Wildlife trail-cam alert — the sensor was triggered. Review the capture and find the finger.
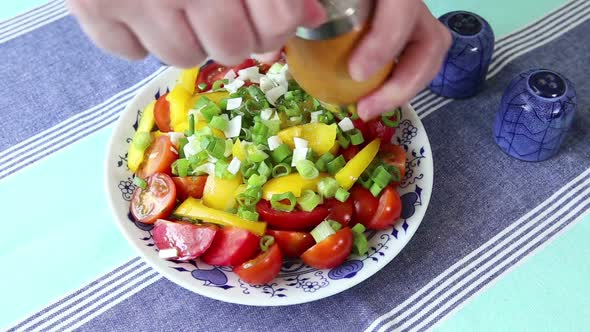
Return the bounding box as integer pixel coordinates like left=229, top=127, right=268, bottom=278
left=186, top=0, right=256, bottom=66
left=252, top=51, right=282, bottom=64
left=357, top=5, right=452, bottom=120
left=122, top=6, right=207, bottom=68
left=349, top=0, right=421, bottom=81
left=67, top=0, right=147, bottom=60
left=244, top=0, right=324, bottom=53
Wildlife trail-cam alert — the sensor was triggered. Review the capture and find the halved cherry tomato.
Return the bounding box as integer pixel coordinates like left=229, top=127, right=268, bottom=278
left=379, top=143, right=407, bottom=186
left=352, top=118, right=394, bottom=144
left=234, top=243, right=283, bottom=285
left=201, top=227, right=260, bottom=266
left=266, top=230, right=315, bottom=258
left=365, top=186, right=402, bottom=230
left=196, top=59, right=258, bottom=91
left=256, top=200, right=330, bottom=231
left=341, top=144, right=360, bottom=162
left=154, top=93, right=172, bottom=132
left=153, top=220, right=217, bottom=261
left=350, top=185, right=379, bottom=225
left=323, top=198, right=354, bottom=226
left=301, top=228, right=354, bottom=269
left=130, top=173, right=177, bottom=224
left=137, top=135, right=178, bottom=179
left=172, top=176, right=207, bottom=201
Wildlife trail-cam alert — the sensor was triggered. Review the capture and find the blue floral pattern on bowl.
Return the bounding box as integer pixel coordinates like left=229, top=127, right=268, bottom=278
left=105, top=67, right=433, bottom=305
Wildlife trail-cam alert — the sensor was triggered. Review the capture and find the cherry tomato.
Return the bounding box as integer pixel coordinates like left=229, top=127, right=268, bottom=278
left=153, top=220, right=217, bottom=261
left=301, top=228, right=354, bottom=269
left=154, top=93, right=172, bottom=132
left=350, top=185, right=379, bottom=225
left=196, top=59, right=258, bottom=91
left=130, top=173, right=177, bottom=224
left=352, top=118, right=394, bottom=144
left=379, top=143, right=407, bottom=186
left=201, top=227, right=260, bottom=266
left=137, top=135, right=178, bottom=179
left=234, top=243, right=283, bottom=285
left=365, top=186, right=402, bottom=230
left=323, top=198, right=354, bottom=227
left=172, top=176, right=207, bottom=201
left=256, top=200, right=330, bottom=231
left=266, top=230, right=315, bottom=258
left=341, top=144, right=360, bottom=161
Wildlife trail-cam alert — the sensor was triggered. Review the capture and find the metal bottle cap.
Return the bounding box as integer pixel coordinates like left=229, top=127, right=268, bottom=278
left=295, top=0, right=375, bottom=40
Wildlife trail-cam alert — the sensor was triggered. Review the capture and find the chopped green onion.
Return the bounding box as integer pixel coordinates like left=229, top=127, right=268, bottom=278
left=313, top=98, right=321, bottom=109
left=200, top=103, right=222, bottom=122
left=359, top=172, right=373, bottom=189
left=201, top=136, right=226, bottom=159
left=246, top=144, right=269, bottom=163
left=238, top=206, right=259, bottom=222
left=248, top=174, right=268, bottom=187
left=306, top=149, right=317, bottom=162
left=351, top=223, right=366, bottom=235
left=178, top=137, right=189, bottom=159
left=268, top=63, right=283, bottom=74
left=132, top=132, right=152, bottom=150
left=370, top=182, right=385, bottom=197
left=212, top=79, right=225, bottom=91
left=328, top=220, right=342, bottom=231
left=371, top=165, right=394, bottom=187
left=311, top=220, right=336, bottom=243
left=247, top=85, right=266, bottom=103
left=353, top=231, right=369, bottom=256
left=272, top=163, right=292, bottom=178
left=335, top=187, right=350, bottom=202
left=241, top=162, right=258, bottom=179
left=296, top=160, right=319, bottom=179
left=315, top=152, right=335, bottom=172
left=194, top=96, right=211, bottom=110
left=172, top=159, right=190, bottom=177
left=133, top=176, right=147, bottom=189
left=270, top=192, right=297, bottom=212
left=261, top=120, right=281, bottom=136
left=337, top=131, right=350, bottom=149
left=382, top=108, right=402, bottom=128
left=270, top=144, right=292, bottom=163
left=237, top=186, right=263, bottom=207
left=259, top=235, right=275, bottom=251
left=214, top=160, right=230, bottom=179
left=297, top=190, right=322, bottom=212
left=351, top=112, right=360, bottom=120
left=317, top=177, right=339, bottom=198
left=197, top=82, right=208, bottom=91
left=384, top=164, right=402, bottom=183
left=209, top=115, right=229, bottom=131
left=257, top=161, right=272, bottom=178
left=327, top=155, right=346, bottom=175
left=219, top=98, right=228, bottom=110
left=349, top=129, right=364, bottom=146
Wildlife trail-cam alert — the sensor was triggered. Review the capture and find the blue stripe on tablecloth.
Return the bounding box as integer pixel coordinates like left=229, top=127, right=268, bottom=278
left=0, top=1, right=68, bottom=44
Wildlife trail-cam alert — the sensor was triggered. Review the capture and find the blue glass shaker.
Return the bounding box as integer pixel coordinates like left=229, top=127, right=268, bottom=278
left=429, top=11, right=495, bottom=98
left=494, top=69, right=577, bottom=162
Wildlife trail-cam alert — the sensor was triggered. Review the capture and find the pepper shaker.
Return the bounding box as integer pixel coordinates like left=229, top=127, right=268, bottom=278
left=494, top=69, right=577, bottom=162
left=285, top=0, right=394, bottom=105
left=429, top=11, right=495, bottom=99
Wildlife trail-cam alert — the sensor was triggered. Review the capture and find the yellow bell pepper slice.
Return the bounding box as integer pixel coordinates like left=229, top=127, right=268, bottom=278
left=335, top=138, right=381, bottom=190
left=189, top=91, right=229, bottom=108
left=202, top=173, right=243, bottom=211
left=179, top=67, right=200, bottom=95
left=166, top=85, right=193, bottom=131
left=262, top=173, right=326, bottom=201
left=232, top=139, right=247, bottom=161
left=173, top=91, right=230, bottom=133
left=127, top=100, right=156, bottom=172
left=277, top=123, right=337, bottom=155
left=174, top=198, right=267, bottom=236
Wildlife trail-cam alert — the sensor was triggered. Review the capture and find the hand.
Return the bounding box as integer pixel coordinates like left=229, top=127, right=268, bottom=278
left=66, top=0, right=325, bottom=67
left=350, top=1, right=452, bottom=120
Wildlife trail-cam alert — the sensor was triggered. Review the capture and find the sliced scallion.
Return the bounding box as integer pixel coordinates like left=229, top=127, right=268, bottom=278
left=272, top=163, right=292, bottom=178
left=335, top=187, right=350, bottom=202
left=209, top=115, right=229, bottom=131
left=349, top=129, right=364, bottom=146
left=238, top=206, right=260, bottom=222
left=270, top=144, right=292, bottom=163
left=133, top=176, right=147, bottom=189
left=296, top=160, right=319, bottom=179
left=270, top=192, right=296, bottom=212
left=315, top=152, right=335, bottom=172
left=311, top=220, right=336, bottom=243
left=317, top=177, right=339, bottom=198
left=326, top=155, right=346, bottom=175
left=297, top=190, right=321, bottom=212
left=259, top=235, right=275, bottom=251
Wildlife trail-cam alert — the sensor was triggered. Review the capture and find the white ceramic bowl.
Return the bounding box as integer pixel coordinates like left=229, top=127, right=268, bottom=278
left=105, top=67, right=433, bottom=306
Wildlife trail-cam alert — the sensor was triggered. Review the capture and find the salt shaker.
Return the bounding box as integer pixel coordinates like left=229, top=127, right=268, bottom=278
left=494, top=69, right=577, bottom=162
left=285, top=0, right=394, bottom=105
left=429, top=11, right=495, bottom=99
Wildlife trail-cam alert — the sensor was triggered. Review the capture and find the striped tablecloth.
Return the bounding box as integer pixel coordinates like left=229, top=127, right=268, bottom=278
left=2, top=1, right=589, bottom=331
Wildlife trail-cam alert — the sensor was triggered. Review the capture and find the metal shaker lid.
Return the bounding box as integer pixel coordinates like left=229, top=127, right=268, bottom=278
left=295, top=0, right=375, bottom=40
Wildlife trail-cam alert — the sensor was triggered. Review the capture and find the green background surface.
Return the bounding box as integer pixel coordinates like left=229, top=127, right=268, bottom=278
left=1, top=1, right=589, bottom=331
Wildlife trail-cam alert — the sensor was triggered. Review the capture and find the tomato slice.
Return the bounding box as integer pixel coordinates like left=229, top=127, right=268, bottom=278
left=301, top=228, right=354, bottom=269
left=196, top=59, right=258, bottom=91
left=352, top=118, right=394, bottom=144
left=256, top=200, right=330, bottom=231
left=153, top=220, right=218, bottom=261
left=341, top=144, right=360, bottom=162
left=365, top=186, right=402, bottom=230
left=234, top=243, right=283, bottom=285
left=266, top=230, right=315, bottom=258
left=323, top=198, right=354, bottom=227
left=130, top=173, right=177, bottom=224
left=379, top=143, right=406, bottom=186
left=350, top=185, right=379, bottom=225
left=201, top=227, right=260, bottom=266
left=137, top=135, right=178, bottom=179
left=154, top=93, right=172, bottom=132
left=172, top=176, right=207, bottom=201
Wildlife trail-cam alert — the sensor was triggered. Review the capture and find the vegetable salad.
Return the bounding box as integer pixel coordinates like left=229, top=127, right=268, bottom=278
left=128, top=58, right=406, bottom=285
